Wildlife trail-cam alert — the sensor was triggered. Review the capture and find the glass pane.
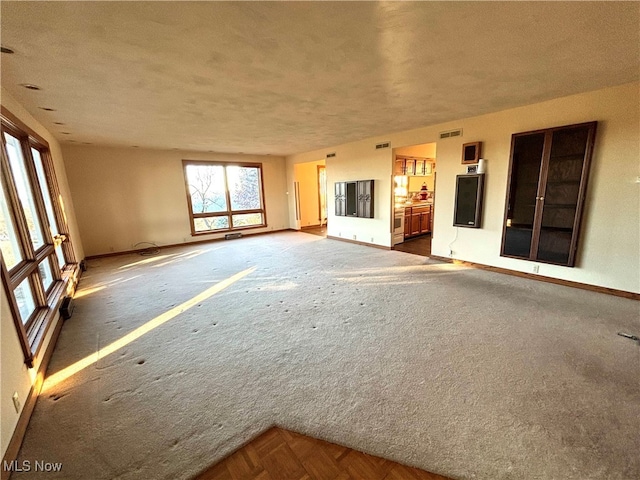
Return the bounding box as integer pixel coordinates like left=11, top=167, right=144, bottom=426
left=39, top=257, right=55, bottom=292
left=55, top=243, right=66, bottom=269
left=536, top=127, right=589, bottom=265
left=4, top=133, right=45, bottom=249
left=186, top=164, right=227, bottom=213
left=31, top=148, right=59, bottom=236
left=227, top=166, right=261, bottom=210
left=346, top=182, right=357, bottom=216
left=14, top=277, right=36, bottom=324
left=0, top=186, right=23, bottom=270
left=503, top=133, right=545, bottom=258
left=232, top=213, right=263, bottom=228
left=194, top=216, right=229, bottom=232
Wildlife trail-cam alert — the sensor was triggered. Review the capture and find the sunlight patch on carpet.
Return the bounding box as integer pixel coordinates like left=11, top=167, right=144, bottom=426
left=44, top=266, right=256, bottom=390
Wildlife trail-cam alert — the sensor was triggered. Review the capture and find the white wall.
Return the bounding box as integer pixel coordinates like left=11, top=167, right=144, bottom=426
left=1, top=89, right=84, bottom=457
left=288, top=140, right=395, bottom=246
left=293, top=160, right=325, bottom=228
left=287, top=82, right=640, bottom=293
left=62, top=146, right=289, bottom=257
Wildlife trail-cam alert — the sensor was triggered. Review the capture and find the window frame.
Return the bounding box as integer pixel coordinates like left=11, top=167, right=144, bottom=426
left=182, top=160, right=268, bottom=236
left=1, top=107, right=77, bottom=367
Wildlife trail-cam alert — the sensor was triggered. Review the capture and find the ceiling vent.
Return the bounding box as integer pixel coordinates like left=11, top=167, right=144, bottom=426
left=375, top=141, right=391, bottom=150
left=439, top=129, right=463, bottom=139
left=326, top=152, right=336, bottom=158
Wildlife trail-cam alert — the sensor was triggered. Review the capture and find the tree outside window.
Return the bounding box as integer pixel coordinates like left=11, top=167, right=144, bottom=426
left=183, top=161, right=266, bottom=234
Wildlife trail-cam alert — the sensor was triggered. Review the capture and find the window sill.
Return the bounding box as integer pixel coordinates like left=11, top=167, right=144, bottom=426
left=191, top=224, right=268, bottom=236
left=26, top=263, right=80, bottom=367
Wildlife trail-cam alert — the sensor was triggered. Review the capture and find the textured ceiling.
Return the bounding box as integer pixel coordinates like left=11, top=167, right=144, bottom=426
left=1, top=1, right=638, bottom=155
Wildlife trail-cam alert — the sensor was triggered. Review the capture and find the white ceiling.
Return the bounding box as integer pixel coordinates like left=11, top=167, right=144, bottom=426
left=1, top=1, right=638, bottom=156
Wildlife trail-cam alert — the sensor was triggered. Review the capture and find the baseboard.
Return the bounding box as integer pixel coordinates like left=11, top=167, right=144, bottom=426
left=429, top=255, right=639, bottom=300
left=86, top=228, right=293, bottom=260
left=1, top=314, right=65, bottom=480
left=326, top=235, right=391, bottom=250
left=300, top=224, right=322, bottom=230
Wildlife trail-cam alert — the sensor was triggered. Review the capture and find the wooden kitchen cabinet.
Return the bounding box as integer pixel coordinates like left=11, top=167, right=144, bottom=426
left=395, top=158, right=405, bottom=175
left=404, top=204, right=432, bottom=238
left=395, top=156, right=434, bottom=176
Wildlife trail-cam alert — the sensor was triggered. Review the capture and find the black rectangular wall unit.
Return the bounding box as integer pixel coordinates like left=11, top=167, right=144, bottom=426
left=453, top=174, right=484, bottom=228
left=335, top=180, right=374, bottom=218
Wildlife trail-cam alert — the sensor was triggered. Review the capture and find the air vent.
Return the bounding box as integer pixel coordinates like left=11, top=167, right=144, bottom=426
left=375, top=142, right=391, bottom=150
left=326, top=152, right=336, bottom=158
left=439, top=129, right=463, bottom=139
left=225, top=233, right=243, bottom=240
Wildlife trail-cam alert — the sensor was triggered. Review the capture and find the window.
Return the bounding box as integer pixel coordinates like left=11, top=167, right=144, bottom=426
left=1, top=108, right=76, bottom=366
left=183, top=161, right=266, bottom=234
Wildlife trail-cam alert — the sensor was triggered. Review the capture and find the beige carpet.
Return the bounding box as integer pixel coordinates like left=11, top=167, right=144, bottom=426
left=13, top=232, right=640, bottom=479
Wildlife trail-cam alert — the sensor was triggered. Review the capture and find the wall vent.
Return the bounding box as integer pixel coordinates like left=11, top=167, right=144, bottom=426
left=326, top=152, right=336, bottom=158
left=439, top=129, right=463, bottom=139
left=375, top=141, right=391, bottom=150
left=225, top=233, right=243, bottom=240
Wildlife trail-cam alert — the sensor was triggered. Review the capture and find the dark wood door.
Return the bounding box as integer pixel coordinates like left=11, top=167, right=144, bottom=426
left=501, top=122, right=596, bottom=266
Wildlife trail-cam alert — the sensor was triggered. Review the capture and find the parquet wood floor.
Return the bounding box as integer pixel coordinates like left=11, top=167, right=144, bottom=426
left=195, top=427, right=453, bottom=480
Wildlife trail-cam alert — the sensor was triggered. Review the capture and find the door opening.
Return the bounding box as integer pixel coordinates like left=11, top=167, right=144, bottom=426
left=391, top=142, right=437, bottom=257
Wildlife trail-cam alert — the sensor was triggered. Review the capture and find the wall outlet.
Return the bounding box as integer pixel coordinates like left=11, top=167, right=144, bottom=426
left=371, top=237, right=374, bottom=243
left=12, top=392, right=20, bottom=413
left=449, top=249, right=453, bottom=257
left=533, top=265, right=540, bottom=273
left=352, top=235, right=356, bottom=240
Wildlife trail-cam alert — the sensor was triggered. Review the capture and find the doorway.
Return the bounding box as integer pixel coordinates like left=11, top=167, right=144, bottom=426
left=293, top=159, right=327, bottom=237
left=391, top=142, right=437, bottom=257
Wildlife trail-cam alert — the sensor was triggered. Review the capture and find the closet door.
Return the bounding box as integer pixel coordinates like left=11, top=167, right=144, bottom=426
left=502, top=132, right=546, bottom=258
left=501, top=122, right=596, bottom=267
left=535, top=124, right=596, bottom=265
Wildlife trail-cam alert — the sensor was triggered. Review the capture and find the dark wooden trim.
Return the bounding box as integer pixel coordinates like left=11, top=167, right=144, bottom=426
left=326, top=235, right=391, bottom=250
left=300, top=224, right=322, bottom=230
left=0, top=311, right=65, bottom=480
left=0, top=251, right=33, bottom=367
left=182, top=159, right=267, bottom=235
left=429, top=255, right=639, bottom=300
left=530, top=130, right=553, bottom=259
left=1, top=109, right=79, bottom=369
left=85, top=228, right=293, bottom=259
left=0, top=106, right=50, bottom=149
